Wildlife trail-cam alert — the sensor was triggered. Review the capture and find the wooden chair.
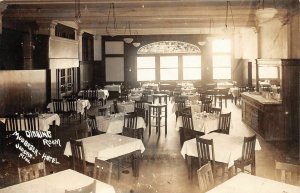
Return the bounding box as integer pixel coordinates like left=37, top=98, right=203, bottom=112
left=123, top=113, right=138, bottom=129
left=201, top=100, right=212, bottom=113
left=69, top=139, right=93, bottom=176
left=18, top=161, right=46, bottom=183
left=275, top=161, right=300, bottom=185
left=175, top=100, right=186, bottom=121
left=181, top=112, right=194, bottom=130
left=82, top=89, right=90, bottom=100
left=197, top=162, right=215, bottom=193
left=217, top=112, right=231, bottom=134
left=89, top=90, right=99, bottom=107
left=112, top=100, right=119, bottom=114
left=196, top=137, right=215, bottom=173
left=122, top=126, right=144, bottom=141
left=210, top=107, right=222, bottom=115
left=234, top=135, right=256, bottom=175
left=93, top=158, right=113, bottom=184
left=86, top=115, right=103, bottom=136
left=5, top=114, right=22, bottom=133
left=65, top=99, right=79, bottom=122
left=52, top=99, right=65, bottom=117
left=210, top=112, right=231, bottom=134
left=75, top=128, right=92, bottom=139
left=4, top=114, right=22, bottom=147
left=134, top=101, right=146, bottom=117
left=65, top=179, right=96, bottom=193
left=179, top=127, right=204, bottom=147
left=23, top=113, right=40, bottom=131
left=98, top=107, right=107, bottom=116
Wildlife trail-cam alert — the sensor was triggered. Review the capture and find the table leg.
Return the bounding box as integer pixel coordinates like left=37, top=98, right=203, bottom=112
left=132, top=151, right=141, bottom=177
left=186, top=155, right=192, bottom=180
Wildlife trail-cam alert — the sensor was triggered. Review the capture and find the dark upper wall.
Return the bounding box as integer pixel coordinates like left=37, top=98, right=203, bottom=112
left=0, top=70, right=47, bottom=115
left=98, top=34, right=244, bottom=88
left=0, top=29, right=23, bottom=70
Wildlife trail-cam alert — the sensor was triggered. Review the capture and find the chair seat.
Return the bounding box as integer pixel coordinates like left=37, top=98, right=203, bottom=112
left=234, top=158, right=253, bottom=167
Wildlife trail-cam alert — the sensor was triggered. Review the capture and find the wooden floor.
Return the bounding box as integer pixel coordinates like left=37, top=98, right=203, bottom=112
left=0, top=98, right=298, bottom=193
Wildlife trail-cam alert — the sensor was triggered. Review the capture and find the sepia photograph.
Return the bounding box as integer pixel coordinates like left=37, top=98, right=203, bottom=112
left=0, top=0, right=299, bottom=193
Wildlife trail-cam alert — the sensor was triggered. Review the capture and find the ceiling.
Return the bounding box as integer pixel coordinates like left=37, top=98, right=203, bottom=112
left=1, top=0, right=296, bottom=35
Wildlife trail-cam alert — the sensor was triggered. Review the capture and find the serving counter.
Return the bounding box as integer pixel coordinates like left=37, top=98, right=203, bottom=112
left=241, top=92, right=288, bottom=141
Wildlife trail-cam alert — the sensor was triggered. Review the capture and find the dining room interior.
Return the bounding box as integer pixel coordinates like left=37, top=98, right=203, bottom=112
left=0, top=0, right=299, bottom=193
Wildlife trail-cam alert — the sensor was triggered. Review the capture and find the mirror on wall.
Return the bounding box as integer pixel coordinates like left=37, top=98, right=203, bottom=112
left=256, top=59, right=281, bottom=99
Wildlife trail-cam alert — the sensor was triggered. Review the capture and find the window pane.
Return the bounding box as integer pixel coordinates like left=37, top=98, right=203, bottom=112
left=213, top=68, right=231, bottom=80
left=137, top=69, right=155, bottom=81
left=183, top=55, right=201, bottom=67
left=161, top=69, right=178, bottom=80
left=212, top=39, right=231, bottom=53
left=259, top=66, right=278, bottom=79
left=160, top=56, right=178, bottom=68
left=137, top=56, right=155, bottom=68
left=213, top=55, right=231, bottom=67
left=183, top=68, right=201, bottom=80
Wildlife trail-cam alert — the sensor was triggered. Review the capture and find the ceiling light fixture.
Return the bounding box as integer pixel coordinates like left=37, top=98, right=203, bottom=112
left=255, top=0, right=278, bottom=25
left=224, top=1, right=235, bottom=32
left=132, top=31, right=141, bottom=47
left=106, top=3, right=117, bottom=36
left=123, top=22, right=134, bottom=43
left=75, top=0, right=81, bottom=23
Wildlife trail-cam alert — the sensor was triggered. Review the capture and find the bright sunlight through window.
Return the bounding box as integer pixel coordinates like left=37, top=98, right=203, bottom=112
left=160, top=56, right=178, bottom=80
left=137, top=56, right=156, bottom=81
left=183, top=55, right=201, bottom=80
left=212, top=39, right=231, bottom=80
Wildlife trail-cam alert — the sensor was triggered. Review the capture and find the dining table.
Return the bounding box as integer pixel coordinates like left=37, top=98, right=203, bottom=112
left=78, top=89, right=109, bottom=100
left=181, top=133, right=261, bottom=179
left=96, top=113, right=146, bottom=134
left=1, top=113, right=60, bottom=131
left=47, top=99, right=91, bottom=115
left=0, top=169, right=115, bottom=193
left=110, top=101, right=135, bottom=113
left=64, top=134, right=145, bottom=177
left=104, top=84, right=121, bottom=93
left=176, top=112, right=222, bottom=134
left=141, top=83, right=159, bottom=91
left=128, top=93, right=142, bottom=101
left=206, top=173, right=300, bottom=193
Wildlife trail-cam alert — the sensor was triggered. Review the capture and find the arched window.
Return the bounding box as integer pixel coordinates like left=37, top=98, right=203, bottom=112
left=136, top=41, right=201, bottom=81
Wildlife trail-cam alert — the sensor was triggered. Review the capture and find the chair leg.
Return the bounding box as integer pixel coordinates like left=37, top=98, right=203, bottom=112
left=251, top=163, right=256, bottom=175
left=118, top=158, right=122, bottom=180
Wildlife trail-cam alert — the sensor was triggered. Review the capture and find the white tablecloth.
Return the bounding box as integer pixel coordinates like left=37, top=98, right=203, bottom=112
left=177, top=83, right=194, bottom=88
left=181, top=87, right=196, bottom=93
left=130, top=88, right=144, bottom=94
left=217, top=82, right=234, bottom=89
left=128, top=94, right=142, bottom=101
left=142, top=83, right=159, bottom=91
left=1, top=113, right=60, bottom=131
left=96, top=114, right=146, bottom=134
left=181, top=133, right=261, bottom=167
left=181, top=93, right=199, bottom=102
left=0, top=169, right=115, bottom=193
left=206, top=173, right=300, bottom=193
left=78, top=89, right=109, bottom=100
left=110, top=102, right=135, bottom=113
left=47, top=99, right=91, bottom=115
left=229, top=87, right=239, bottom=98
left=176, top=113, right=220, bottom=134
left=104, top=85, right=121, bottom=93
left=64, top=134, right=145, bottom=163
